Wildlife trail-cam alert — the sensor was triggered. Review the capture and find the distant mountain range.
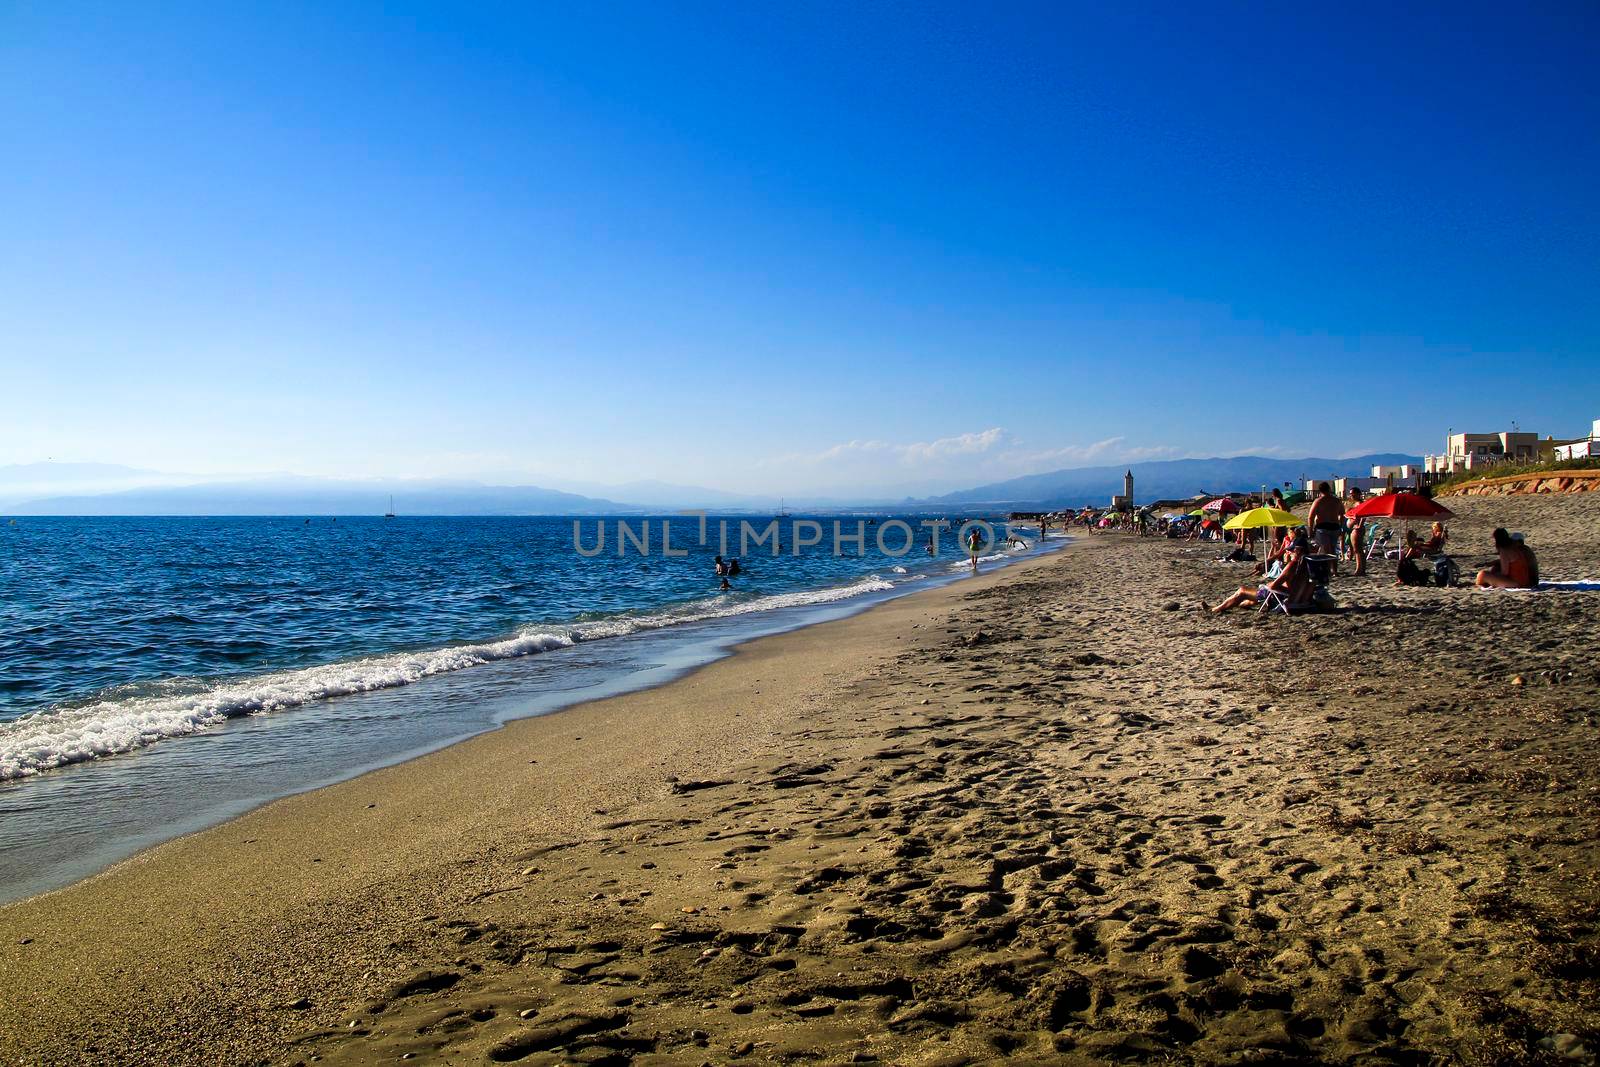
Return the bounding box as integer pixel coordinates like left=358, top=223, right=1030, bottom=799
left=0, top=454, right=1424, bottom=515
left=915, top=454, right=1423, bottom=510
left=0, top=476, right=631, bottom=516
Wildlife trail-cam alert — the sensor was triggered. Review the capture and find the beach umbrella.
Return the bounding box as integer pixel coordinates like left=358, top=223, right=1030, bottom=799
left=1347, top=492, right=1453, bottom=520
left=1222, top=507, right=1304, bottom=531
left=1188, top=508, right=1204, bottom=517
left=1347, top=492, right=1453, bottom=562
left=1223, top=505, right=1302, bottom=549
left=1203, top=497, right=1241, bottom=514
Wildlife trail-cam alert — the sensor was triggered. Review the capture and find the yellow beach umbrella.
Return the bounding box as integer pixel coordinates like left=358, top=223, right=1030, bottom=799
left=1222, top=506, right=1304, bottom=531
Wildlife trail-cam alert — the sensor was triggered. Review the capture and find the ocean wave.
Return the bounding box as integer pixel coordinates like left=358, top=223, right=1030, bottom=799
left=0, top=576, right=897, bottom=781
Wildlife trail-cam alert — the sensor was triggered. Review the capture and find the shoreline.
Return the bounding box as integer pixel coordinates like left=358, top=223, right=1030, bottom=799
left=0, top=535, right=1061, bottom=906
left=3, top=498, right=1597, bottom=1065
left=0, top=549, right=1071, bottom=1061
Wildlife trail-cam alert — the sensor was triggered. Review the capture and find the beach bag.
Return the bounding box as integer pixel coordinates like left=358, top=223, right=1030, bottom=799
left=1432, top=555, right=1459, bottom=587
left=1396, top=559, right=1428, bottom=586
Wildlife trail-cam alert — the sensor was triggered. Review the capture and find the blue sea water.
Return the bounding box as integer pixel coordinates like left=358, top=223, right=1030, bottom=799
left=0, top=514, right=1051, bottom=902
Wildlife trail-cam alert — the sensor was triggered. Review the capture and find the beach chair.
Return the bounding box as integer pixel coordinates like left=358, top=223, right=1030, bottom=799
left=1254, top=559, right=1318, bottom=617
left=1366, top=527, right=1392, bottom=562
left=1258, top=584, right=1289, bottom=615
left=1257, top=559, right=1310, bottom=616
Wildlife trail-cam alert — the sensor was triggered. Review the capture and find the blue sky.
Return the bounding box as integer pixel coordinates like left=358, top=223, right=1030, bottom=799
left=2, top=3, right=1597, bottom=496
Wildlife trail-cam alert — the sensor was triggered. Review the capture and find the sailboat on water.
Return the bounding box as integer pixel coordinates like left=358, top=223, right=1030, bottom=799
left=384, top=495, right=396, bottom=519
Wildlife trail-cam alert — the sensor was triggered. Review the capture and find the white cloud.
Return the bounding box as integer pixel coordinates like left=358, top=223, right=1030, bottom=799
left=1214, top=444, right=1294, bottom=459
left=757, top=428, right=1183, bottom=495
left=998, top=436, right=1128, bottom=469
left=774, top=427, right=1011, bottom=469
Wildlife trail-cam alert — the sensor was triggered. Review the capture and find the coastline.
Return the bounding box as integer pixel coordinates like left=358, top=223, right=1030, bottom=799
left=0, top=548, right=1067, bottom=1064
left=0, top=534, right=1059, bottom=906
left=3, top=498, right=1598, bottom=1065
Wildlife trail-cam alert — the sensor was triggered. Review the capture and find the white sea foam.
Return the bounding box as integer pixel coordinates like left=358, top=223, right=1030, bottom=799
left=945, top=549, right=1017, bottom=573
left=0, top=576, right=898, bottom=781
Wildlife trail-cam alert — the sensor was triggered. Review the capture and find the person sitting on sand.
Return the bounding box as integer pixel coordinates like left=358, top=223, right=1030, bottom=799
left=1399, top=522, right=1447, bottom=563
left=1419, top=522, right=1447, bottom=555
left=1203, top=536, right=1309, bottom=614
left=1476, top=528, right=1539, bottom=589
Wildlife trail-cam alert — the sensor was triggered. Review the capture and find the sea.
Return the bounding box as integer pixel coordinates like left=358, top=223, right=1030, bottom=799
left=0, top=514, right=1056, bottom=903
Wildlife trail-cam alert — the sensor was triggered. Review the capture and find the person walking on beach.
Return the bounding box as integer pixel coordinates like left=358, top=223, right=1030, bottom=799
left=965, top=525, right=984, bottom=572
left=1306, top=483, right=1345, bottom=567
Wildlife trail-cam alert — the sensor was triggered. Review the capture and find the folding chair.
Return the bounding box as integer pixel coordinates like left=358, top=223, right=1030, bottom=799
left=1258, top=585, right=1291, bottom=615
left=1366, top=527, right=1392, bottom=562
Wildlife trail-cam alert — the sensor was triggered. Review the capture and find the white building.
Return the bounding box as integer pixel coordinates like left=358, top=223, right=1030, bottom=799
left=1424, top=431, right=1543, bottom=476
left=1554, top=418, right=1600, bottom=461
left=1302, top=469, right=1419, bottom=496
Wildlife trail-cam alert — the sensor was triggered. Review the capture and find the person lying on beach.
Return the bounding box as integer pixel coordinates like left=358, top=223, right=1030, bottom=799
left=1203, top=543, right=1308, bottom=614
left=1475, top=528, right=1539, bottom=589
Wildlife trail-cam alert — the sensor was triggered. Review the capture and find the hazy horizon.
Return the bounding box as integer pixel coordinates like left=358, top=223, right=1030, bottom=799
left=0, top=449, right=1427, bottom=510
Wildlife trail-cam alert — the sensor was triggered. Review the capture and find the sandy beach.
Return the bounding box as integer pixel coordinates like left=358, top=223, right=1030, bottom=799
left=2, top=494, right=1598, bottom=1066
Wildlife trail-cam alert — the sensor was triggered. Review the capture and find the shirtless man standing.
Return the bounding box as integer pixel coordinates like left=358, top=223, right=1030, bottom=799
left=1305, top=483, right=1346, bottom=568
left=1476, top=528, right=1539, bottom=589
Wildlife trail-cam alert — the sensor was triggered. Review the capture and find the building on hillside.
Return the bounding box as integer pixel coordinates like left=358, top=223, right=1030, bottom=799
left=1554, top=419, right=1600, bottom=461
left=1424, top=431, right=1543, bottom=476
left=1110, top=470, right=1134, bottom=511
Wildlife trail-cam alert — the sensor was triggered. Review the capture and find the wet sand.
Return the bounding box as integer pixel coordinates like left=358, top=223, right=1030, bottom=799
left=2, top=495, right=1598, bottom=1065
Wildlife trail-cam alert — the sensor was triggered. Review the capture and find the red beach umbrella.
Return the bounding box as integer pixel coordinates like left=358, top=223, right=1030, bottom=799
left=1347, top=492, right=1453, bottom=520
left=1203, top=497, right=1241, bottom=514
left=1348, top=492, right=1453, bottom=563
